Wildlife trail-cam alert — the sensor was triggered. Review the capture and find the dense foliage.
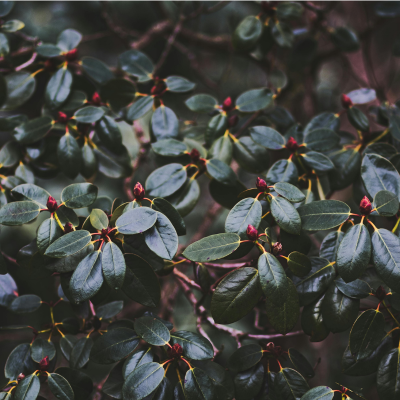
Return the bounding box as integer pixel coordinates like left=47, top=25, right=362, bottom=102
left=2, top=1, right=400, bottom=399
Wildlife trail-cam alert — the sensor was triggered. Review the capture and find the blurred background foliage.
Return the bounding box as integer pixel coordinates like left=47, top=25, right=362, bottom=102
left=2, top=2, right=400, bottom=398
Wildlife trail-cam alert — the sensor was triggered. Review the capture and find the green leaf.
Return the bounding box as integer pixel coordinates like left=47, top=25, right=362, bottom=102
left=268, top=368, right=309, bottom=399
left=337, top=223, right=371, bottom=283
left=301, top=151, right=334, bottom=172
left=208, top=134, right=232, bottom=165
left=143, top=212, right=178, bottom=260
left=0, top=141, right=19, bottom=168
left=330, top=27, right=360, bottom=52
left=57, top=133, right=81, bottom=179
left=267, top=159, right=298, bottom=185
left=377, top=348, right=400, bottom=400
left=335, top=277, right=371, bottom=299
left=319, top=230, right=344, bottom=262
left=211, top=267, right=261, bottom=324
left=232, top=136, right=270, bottom=173
left=146, top=163, right=187, bottom=197
left=14, top=373, right=40, bottom=400
left=70, top=337, right=93, bottom=369
left=1, top=20, right=24, bottom=33
left=167, top=178, right=200, bottom=217
left=46, top=67, right=72, bottom=109
left=287, top=251, right=311, bottom=277
left=14, top=116, right=53, bottom=145
left=94, top=145, right=132, bottom=179
left=152, top=197, right=186, bottom=236
left=374, top=190, right=399, bottom=216
left=62, top=90, right=87, bottom=112
left=165, top=76, right=195, bottom=92
left=206, top=158, right=236, bottom=186
left=288, top=348, right=315, bottom=379
left=55, top=205, right=79, bottom=227
left=81, top=56, right=113, bottom=84
left=258, top=252, right=288, bottom=305
left=185, top=94, right=218, bottom=113
left=9, top=294, right=41, bottom=313
left=294, top=257, right=336, bottom=306
left=303, top=128, right=340, bottom=151
left=96, top=115, right=123, bottom=152
left=5, top=343, right=31, bottom=380
left=12, top=183, right=50, bottom=208
left=235, top=88, right=273, bottom=112
left=126, top=96, right=154, bottom=121
left=347, top=107, right=369, bottom=131
left=225, top=197, right=262, bottom=239
left=206, top=113, right=227, bottom=145
left=60, top=334, right=78, bottom=361
left=74, top=106, right=105, bottom=123
left=90, top=327, right=139, bottom=364
left=298, top=200, right=350, bottom=231
left=273, top=182, right=305, bottom=202
left=37, top=43, right=62, bottom=57
left=57, top=29, right=82, bottom=51
left=301, top=296, right=329, bottom=342
left=170, top=331, right=213, bottom=360
left=45, top=230, right=91, bottom=258
left=233, top=15, right=262, bottom=51
left=321, top=283, right=359, bottom=333
left=123, top=347, right=154, bottom=379
left=122, top=362, right=163, bottom=400
left=70, top=250, right=103, bottom=302
left=371, top=228, right=400, bottom=292
left=0, top=201, right=40, bottom=226
left=270, top=195, right=301, bottom=235
left=229, top=344, right=263, bottom=371
left=0, top=2, right=13, bottom=17
left=361, top=154, right=400, bottom=201
left=31, top=337, right=56, bottom=362
left=271, top=21, right=294, bottom=47
left=102, top=242, right=126, bottom=290
left=48, top=373, right=74, bottom=400
left=134, top=316, right=170, bottom=346
left=234, top=363, right=264, bottom=400
left=184, top=368, right=215, bottom=400
left=56, top=367, right=93, bottom=400
left=349, top=309, right=386, bottom=361
left=300, top=386, right=334, bottom=400
left=152, top=139, right=187, bottom=157
left=2, top=72, right=36, bottom=110
left=61, top=183, right=98, bottom=209
left=122, top=254, right=160, bottom=307
left=96, top=300, right=123, bottom=319
left=183, top=233, right=240, bottom=262
left=119, top=50, right=154, bottom=82
left=265, top=277, right=299, bottom=334
left=116, top=207, right=157, bottom=235
left=276, top=2, right=303, bottom=19
left=389, top=114, right=400, bottom=141
left=152, top=105, right=179, bottom=140
left=90, top=209, right=108, bottom=230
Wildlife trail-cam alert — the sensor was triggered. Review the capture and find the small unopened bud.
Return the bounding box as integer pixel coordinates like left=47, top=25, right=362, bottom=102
left=150, top=80, right=166, bottom=97
left=189, top=148, right=200, bottom=162
left=256, top=177, right=268, bottom=192
left=46, top=196, right=58, bottom=212
left=17, top=373, right=25, bottom=382
left=341, top=94, right=353, bottom=109
left=222, top=97, right=234, bottom=112
left=228, top=115, right=238, bottom=128
left=65, top=48, right=78, bottom=62
left=246, top=225, right=259, bottom=241
left=375, top=285, right=387, bottom=301
left=272, top=242, right=283, bottom=255
left=133, top=182, right=145, bottom=201
left=38, top=356, right=50, bottom=371
left=359, top=196, right=372, bottom=216
left=57, top=111, right=68, bottom=124
left=168, top=343, right=183, bottom=359
left=286, top=137, right=299, bottom=151
left=91, top=92, right=102, bottom=106
left=64, top=222, right=74, bottom=233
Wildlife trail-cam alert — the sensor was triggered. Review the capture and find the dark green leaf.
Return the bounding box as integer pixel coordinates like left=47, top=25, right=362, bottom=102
left=235, top=88, right=273, bottom=112
left=273, top=182, right=305, bottom=202
left=74, top=106, right=105, bottom=123
left=57, top=133, right=81, bottom=179
left=271, top=21, right=294, bottom=47
left=234, top=363, right=264, bottom=400
left=9, top=294, right=41, bottom=313
left=134, top=316, right=170, bottom=346
left=48, top=373, right=74, bottom=400
left=377, top=348, right=400, bottom=400
left=301, top=296, right=329, bottom=342
left=60, top=334, right=78, bottom=361
left=303, top=128, right=340, bottom=151
left=90, top=208, right=108, bottom=230
left=61, top=183, right=98, bottom=209
left=5, top=343, right=31, bottom=380
left=229, top=344, right=263, bottom=372
left=146, top=163, right=187, bottom=197
left=96, top=300, right=123, bottom=320
left=152, top=106, right=179, bottom=140
left=319, top=230, right=344, bottom=262
left=126, top=96, right=153, bottom=121
left=208, top=134, right=232, bottom=165
left=152, top=139, right=187, bottom=157
left=330, top=27, right=360, bottom=52
left=12, top=183, right=50, bottom=207
left=70, top=337, right=93, bottom=369
left=152, top=197, right=186, bottom=236
left=185, top=94, right=218, bottom=113
left=288, top=348, right=315, bottom=379
left=301, top=151, right=334, bottom=172
left=170, top=331, right=213, bottom=361
left=184, top=368, right=215, bottom=400
left=101, top=79, right=136, bottom=111
left=287, top=251, right=311, bottom=277
left=81, top=56, right=113, bottom=84
left=232, top=136, right=270, bottom=173
left=31, top=338, right=56, bottom=362
left=267, top=159, right=298, bottom=185
left=102, top=242, right=126, bottom=290
left=206, top=113, right=227, bottom=145
left=46, top=67, right=72, bottom=109
left=374, top=190, right=399, bottom=216
left=233, top=16, right=262, bottom=51
left=123, top=347, right=153, bottom=379
left=119, top=50, right=154, bottom=82
left=347, top=107, right=369, bottom=131
left=96, top=115, right=122, bottom=151
left=116, top=207, right=157, bottom=235
left=14, top=373, right=40, bottom=400
left=165, top=76, right=195, bottom=92
left=269, top=368, right=309, bottom=399
left=3, top=72, right=36, bottom=110
left=167, top=178, right=200, bottom=217
left=37, top=43, right=62, bottom=57
left=206, top=158, right=236, bottom=186
left=276, top=2, right=303, bottom=19
left=45, top=230, right=91, bottom=258
left=14, top=117, right=53, bottom=145
left=0, top=200, right=40, bottom=226
left=300, top=386, right=334, bottom=400
left=335, top=277, right=371, bottom=299
left=56, top=367, right=93, bottom=400
left=270, top=195, right=301, bottom=235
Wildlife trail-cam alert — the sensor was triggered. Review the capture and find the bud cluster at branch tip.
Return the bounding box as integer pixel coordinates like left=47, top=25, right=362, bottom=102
left=167, top=343, right=183, bottom=359
left=341, top=93, right=353, bottom=109
left=46, top=196, right=58, bottom=213
left=133, top=182, right=145, bottom=201
left=286, top=137, right=299, bottom=151
left=272, top=242, right=283, bottom=255
left=222, top=97, right=235, bottom=112
left=246, top=224, right=259, bottom=241
left=256, top=177, right=268, bottom=192
left=359, top=196, right=372, bottom=216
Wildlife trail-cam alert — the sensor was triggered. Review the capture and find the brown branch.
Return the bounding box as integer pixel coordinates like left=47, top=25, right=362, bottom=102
left=15, top=52, right=37, bottom=71
left=1, top=251, right=18, bottom=266
left=173, top=269, right=202, bottom=292
left=188, top=202, right=222, bottom=245
left=131, top=20, right=172, bottom=50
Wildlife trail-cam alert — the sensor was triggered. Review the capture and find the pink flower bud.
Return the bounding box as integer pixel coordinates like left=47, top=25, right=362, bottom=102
left=133, top=182, right=145, bottom=201
left=57, top=112, right=68, bottom=124
left=64, top=222, right=74, bottom=233
left=65, top=48, right=78, bottom=62
left=359, top=196, right=372, bottom=216
left=256, top=177, right=268, bottom=192
left=189, top=148, right=200, bottom=162
left=272, top=242, right=283, bottom=255
left=38, top=356, right=50, bottom=371
left=168, top=343, right=183, bottom=359
left=286, top=137, right=299, bottom=152
left=91, top=92, right=102, bottom=106
left=46, top=196, right=58, bottom=212
left=222, top=97, right=234, bottom=112
left=341, top=94, right=353, bottom=109
left=246, top=224, right=259, bottom=241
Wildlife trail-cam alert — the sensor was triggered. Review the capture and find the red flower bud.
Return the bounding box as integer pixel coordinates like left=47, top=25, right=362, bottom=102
left=65, top=48, right=78, bottom=62
left=286, top=137, right=299, bottom=152
left=265, top=342, right=282, bottom=357
left=38, top=356, right=50, bottom=371
left=17, top=373, right=25, bottom=382
left=341, top=94, right=353, bottom=109
left=168, top=343, right=183, bottom=359
left=227, top=115, right=239, bottom=128
left=375, top=285, right=386, bottom=301
left=189, top=148, right=200, bottom=162
left=133, top=182, right=145, bottom=201
left=359, top=196, right=372, bottom=216
left=91, top=92, right=102, bottom=106
left=256, top=177, right=268, bottom=192
left=272, top=242, right=283, bottom=255
left=57, top=111, right=68, bottom=124
left=222, top=97, right=234, bottom=113
left=46, top=196, right=58, bottom=212
left=246, top=224, right=259, bottom=241
left=150, top=81, right=166, bottom=97
left=64, top=222, right=74, bottom=233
